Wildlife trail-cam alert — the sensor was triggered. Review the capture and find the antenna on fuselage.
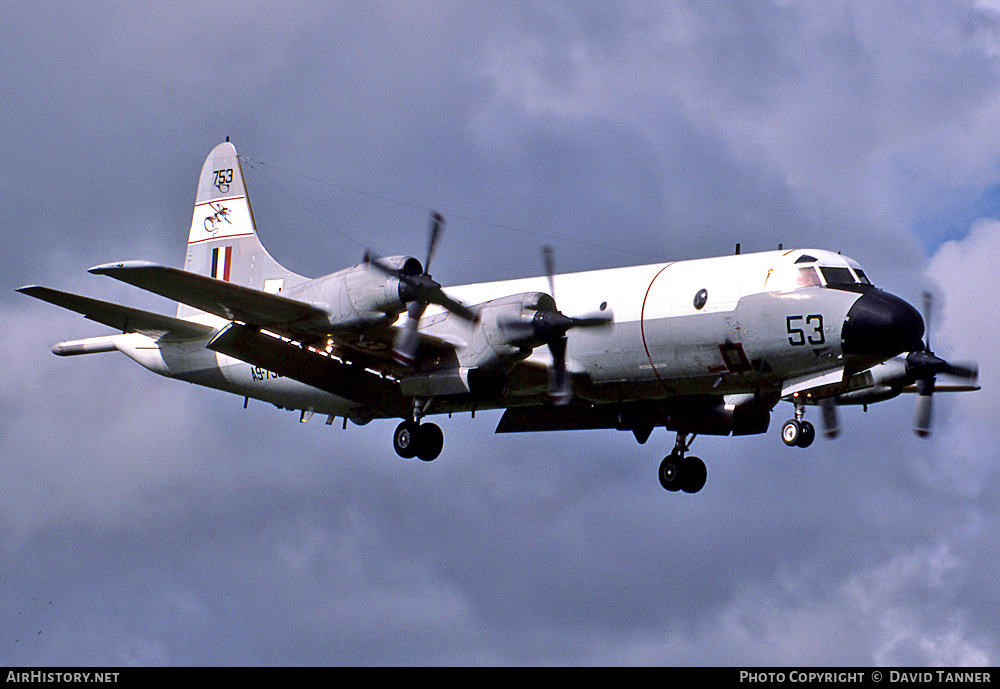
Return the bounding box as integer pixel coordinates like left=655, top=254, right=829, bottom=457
left=735, top=243, right=741, bottom=255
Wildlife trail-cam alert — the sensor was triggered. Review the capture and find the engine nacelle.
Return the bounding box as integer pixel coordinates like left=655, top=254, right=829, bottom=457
left=833, top=356, right=909, bottom=406
left=460, top=292, right=553, bottom=370
left=293, top=256, right=422, bottom=331
left=834, top=385, right=903, bottom=406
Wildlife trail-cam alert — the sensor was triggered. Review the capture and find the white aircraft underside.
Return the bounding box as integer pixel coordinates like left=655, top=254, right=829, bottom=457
left=20, top=141, right=979, bottom=494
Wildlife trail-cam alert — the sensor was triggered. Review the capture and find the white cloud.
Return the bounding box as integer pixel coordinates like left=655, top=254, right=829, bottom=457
left=924, top=218, right=1000, bottom=496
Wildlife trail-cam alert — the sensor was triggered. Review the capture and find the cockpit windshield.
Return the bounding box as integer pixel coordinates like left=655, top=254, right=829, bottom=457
left=819, top=266, right=855, bottom=286
left=776, top=251, right=874, bottom=292
left=796, top=267, right=822, bottom=288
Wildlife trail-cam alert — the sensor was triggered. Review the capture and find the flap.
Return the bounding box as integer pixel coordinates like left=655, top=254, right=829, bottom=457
left=207, top=323, right=408, bottom=416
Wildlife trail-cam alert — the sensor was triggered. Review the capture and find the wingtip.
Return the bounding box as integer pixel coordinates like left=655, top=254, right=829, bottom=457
left=88, top=261, right=125, bottom=275
left=88, top=260, right=161, bottom=275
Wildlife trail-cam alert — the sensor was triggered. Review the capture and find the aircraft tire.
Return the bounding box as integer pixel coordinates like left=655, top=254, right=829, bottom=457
left=781, top=419, right=802, bottom=447
left=797, top=421, right=815, bottom=448
left=680, top=456, right=707, bottom=494
left=393, top=421, right=420, bottom=459
left=658, top=455, right=684, bottom=492
left=416, top=423, right=444, bottom=462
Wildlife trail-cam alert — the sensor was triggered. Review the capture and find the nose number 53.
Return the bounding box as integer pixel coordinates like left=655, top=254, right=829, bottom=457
left=787, top=314, right=825, bottom=346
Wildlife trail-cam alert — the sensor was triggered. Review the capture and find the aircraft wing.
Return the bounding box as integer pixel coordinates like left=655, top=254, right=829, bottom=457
left=208, top=322, right=408, bottom=416
left=88, top=261, right=329, bottom=333
left=17, top=285, right=214, bottom=340
left=900, top=383, right=981, bottom=393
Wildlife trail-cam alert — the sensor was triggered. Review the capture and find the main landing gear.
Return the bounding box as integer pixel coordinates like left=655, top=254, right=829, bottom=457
left=658, top=432, right=707, bottom=494
left=392, top=398, right=443, bottom=462
left=781, top=404, right=815, bottom=448
left=393, top=420, right=444, bottom=461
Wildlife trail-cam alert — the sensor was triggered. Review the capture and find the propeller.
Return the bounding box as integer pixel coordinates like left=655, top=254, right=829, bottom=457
left=366, top=212, right=478, bottom=365
left=908, top=291, right=978, bottom=437
left=499, top=246, right=613, bottom=405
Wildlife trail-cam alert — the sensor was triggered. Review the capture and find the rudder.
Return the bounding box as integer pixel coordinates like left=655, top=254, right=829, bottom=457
left=180, top=141, right=305, bottom=318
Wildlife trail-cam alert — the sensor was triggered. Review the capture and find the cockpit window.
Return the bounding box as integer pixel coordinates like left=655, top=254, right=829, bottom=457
left=819, top=266, right=856, bottom=286
left=797, top=267, right=822, bottom=287
left=794, top=254, right=818, bottom=264
left=854, top=268, right=871, bottom=285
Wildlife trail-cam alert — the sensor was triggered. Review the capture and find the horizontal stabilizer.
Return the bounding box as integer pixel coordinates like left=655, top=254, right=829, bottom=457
left=88, top=261, right=327, bottom=331
left=17, top=285, right=214, bottom=340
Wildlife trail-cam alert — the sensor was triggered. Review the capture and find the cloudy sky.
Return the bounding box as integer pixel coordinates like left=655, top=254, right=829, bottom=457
left=3, top=1, right=999, bottom=666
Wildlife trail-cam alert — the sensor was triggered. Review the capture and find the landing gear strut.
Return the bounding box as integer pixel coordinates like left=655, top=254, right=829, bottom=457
left=781, top=404, right=815, bottom=448
left=658, top=432, right=707, bottom=494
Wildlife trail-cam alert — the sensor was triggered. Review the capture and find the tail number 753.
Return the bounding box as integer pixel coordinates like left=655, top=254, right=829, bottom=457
left=787, top=314, right=825, bottom=346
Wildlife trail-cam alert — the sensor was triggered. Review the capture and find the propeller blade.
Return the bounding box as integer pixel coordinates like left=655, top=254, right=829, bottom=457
left=429, top=290, right=479, bottom=323
left=365, top=252, right=402, bottom=279
left=547, top=334, right=571, bottom=405
left=392, top=301, right=426, bottom=366
left=820, top=398, right=840, bottom=439
left=914, top=392, right=934, bottom=438
left=907, top=351, right=978, bottom=381
left=913, top=375, right=935, bottom=437
left=942, top=361, right=978, bottom=381
left=425, top=212, right=444, bottom=275
left=542, top=245, right=556, bottom=300
left=922, top=291, right=933, bottom=351
left=569, top=309, right=615, bottom=329
left=497, top=315, right=538, bottom=341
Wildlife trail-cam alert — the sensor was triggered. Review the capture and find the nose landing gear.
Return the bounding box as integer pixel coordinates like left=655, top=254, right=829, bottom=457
left=658, top=432, right=707, bottom=493
left=781, top=404, right=815, bottom=448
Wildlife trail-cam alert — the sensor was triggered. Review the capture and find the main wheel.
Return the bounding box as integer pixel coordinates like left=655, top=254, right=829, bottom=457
left=781, top=419, right=802, bottom=447
left=415, top=423, right=444, bottom=462
left=393, top=421, right=420, bottom=459
left=680, top=456, right=707, bottom=494
left=658, top=455, right=683, bottom=492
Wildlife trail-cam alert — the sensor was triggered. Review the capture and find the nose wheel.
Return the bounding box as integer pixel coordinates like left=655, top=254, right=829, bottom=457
left=781, top=418, right=815, bottom=447
left=781, top=403, right=815, bottom=448
left=658, top=433, right=707, bottom=493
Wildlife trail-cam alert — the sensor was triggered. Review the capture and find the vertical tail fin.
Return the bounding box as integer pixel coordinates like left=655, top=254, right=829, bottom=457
left=180, top=141, right=305, bottom=318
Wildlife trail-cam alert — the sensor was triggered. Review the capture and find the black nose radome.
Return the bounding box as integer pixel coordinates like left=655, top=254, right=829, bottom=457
left=841, top=290, right=924, bottom=357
